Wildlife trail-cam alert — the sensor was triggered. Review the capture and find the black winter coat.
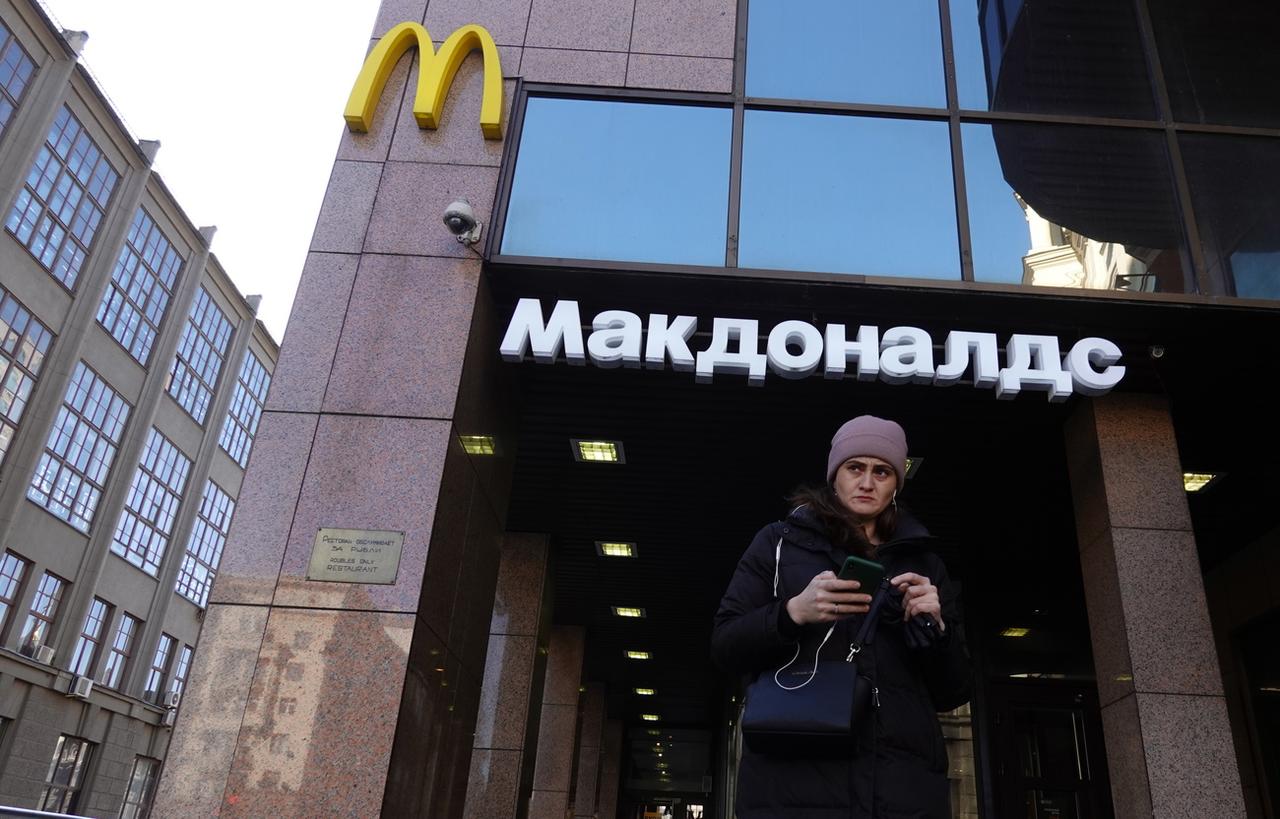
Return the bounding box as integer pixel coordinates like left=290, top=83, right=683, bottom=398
left=712, top=507, right=971, bottom=819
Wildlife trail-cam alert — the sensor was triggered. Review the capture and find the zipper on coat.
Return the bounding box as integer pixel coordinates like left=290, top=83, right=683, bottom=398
left=872, top=687, right=880, bottom=708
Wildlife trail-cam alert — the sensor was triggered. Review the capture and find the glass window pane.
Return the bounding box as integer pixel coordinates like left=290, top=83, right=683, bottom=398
left=1150, top=0, right=1280, bottom=128
left=962, top=122, right=1192, bottom=293
left=747, top=0, right=944, bottom=107
left=1179, top=133, right=1280, bottom=301
left=502, top=98, right=731, bottom=267
left=739, top=111, right=958, bottom=279
left=950, top=0, right=1156, bottom=118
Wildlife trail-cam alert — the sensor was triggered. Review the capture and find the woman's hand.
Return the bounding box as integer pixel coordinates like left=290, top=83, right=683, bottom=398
left=890, top=572, right=946, bottom=633
left=785, top=571, right=872, bottom=625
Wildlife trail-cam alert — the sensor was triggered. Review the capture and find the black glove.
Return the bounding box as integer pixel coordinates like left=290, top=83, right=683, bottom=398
left=884, top=586, right=946, bottom=650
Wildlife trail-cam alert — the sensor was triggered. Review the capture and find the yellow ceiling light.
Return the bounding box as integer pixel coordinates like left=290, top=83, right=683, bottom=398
left=571, top=439, right=625, bottom=463
left=458, top=434, right=496, bottom=455
left=1000, top=627, right=1030, bottom=638
left=641, top=714, right=660, bottom=722
left=635, top=688, right=656, bottom=696
left=612, top=606, right=646, bottom=618
left=1183, top=472, right=1220, bottom=492
left=596, top=541, right=637, bottom=558
left=626, top=650, right=651, bottom=660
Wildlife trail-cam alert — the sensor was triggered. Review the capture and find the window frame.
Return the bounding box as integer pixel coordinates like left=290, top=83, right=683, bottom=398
left=0, top=18, right=38, bottom=141
left=119, top=755, right=160, bottom=819
left=97, top=206, right=185, bottom=367
left=175, top=479, right=234, bottom=608
left=218, top=350, right=270, bottom=468
left=0, top=549, right=30, bottom=641
left=68, top=596, right=111, bottom=678
left=143, top=632, right=175, bottom=704
left=39, top=734, right=94, bottom=814
left=0, top=282, right=55, bottom=468
left=109, top=427, right=192, bottom=576
left=18, top=570, right=66, bottom=657
left=100, top=611, right=140, bottom=689
left=486, top=0, right=1280, bottom=310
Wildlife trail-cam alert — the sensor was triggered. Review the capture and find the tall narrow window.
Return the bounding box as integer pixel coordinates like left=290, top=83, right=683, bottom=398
left=168, top=644, right=193, bottom=700
left=97, top=208, right=183, bottom=365
left=143, top=632, right=175, bottom=704
left=0, top=20, right=36, bottom=138
left=0, top=550, right=30, bottom=638
left=68, top=596, right=110, bottom=677
left=100, top=612, right=139, bottom=689
left=28, top=363, right=131, bottom=532
left=39, top=735, right=93, bottom=813
left=18, top=571, right=65, bottom=657
left=0, top=285, right=54, bottom=467
left=167, top=287, right=233, bottom=424
left=119, top=756, right=160, bottom=819
left=218, top=351, right=269, bottom=467
left=110, top=429, right=191, bottom=575
left=176, top=480, right=234, bottom=607
left=6, top=106, right=119, bottom=289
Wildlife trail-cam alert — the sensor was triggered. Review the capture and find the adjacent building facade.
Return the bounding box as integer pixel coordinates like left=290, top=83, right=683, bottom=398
left=0, top=0, right=277, bottom=814
left=157, top=1, right=1280, bottom=818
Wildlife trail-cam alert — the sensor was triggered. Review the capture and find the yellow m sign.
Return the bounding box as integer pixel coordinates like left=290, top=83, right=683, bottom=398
left=344, top=22, right=503, bottom=139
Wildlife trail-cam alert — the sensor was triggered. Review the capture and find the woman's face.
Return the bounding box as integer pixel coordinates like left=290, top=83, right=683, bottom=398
left=832, top=455, right=898, bottom=520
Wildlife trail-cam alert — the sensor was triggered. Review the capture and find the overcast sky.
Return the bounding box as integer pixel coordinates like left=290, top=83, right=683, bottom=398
left=42, top=0, right=383, bottom=340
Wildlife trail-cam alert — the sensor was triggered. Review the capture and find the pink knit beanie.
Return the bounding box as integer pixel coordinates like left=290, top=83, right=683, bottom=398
left=826, top=416, right=908, bottom=486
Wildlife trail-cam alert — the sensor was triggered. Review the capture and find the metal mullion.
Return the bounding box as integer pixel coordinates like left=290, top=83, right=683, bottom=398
left=1169, top=121, right=1280, bottom=139
left=1132, top=0, right=1213, bottom=297
left=956, top=108, right=1167, bottom=131
left=484, top=78, right=526, bottom=261
left=744, top=96, right=950, bottom=122
left=726, top=0, right=749, bottom=268
left=520, top=82, right=731, bottom=107
left=938, top=0, right=974, bottom=282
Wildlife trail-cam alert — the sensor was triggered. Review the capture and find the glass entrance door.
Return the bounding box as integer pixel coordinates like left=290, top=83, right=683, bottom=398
left=986, top=684, right=1112, bottom=819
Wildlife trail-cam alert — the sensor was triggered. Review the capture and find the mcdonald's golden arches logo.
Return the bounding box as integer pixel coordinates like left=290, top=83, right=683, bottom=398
left=344, top=22, right=503, bottom=139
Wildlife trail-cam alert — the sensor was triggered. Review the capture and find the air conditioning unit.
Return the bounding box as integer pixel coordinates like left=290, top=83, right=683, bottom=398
left=165, top=691, right=181, bottom=708
left=161, top=709, right=176, bottom=728
left=66, top=675, right=93, bottom=700
left=34, top=645, right=55, bottom=664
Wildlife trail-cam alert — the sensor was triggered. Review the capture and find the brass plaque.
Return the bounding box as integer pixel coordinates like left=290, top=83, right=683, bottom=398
left=306, top=528, right=404, bottom=585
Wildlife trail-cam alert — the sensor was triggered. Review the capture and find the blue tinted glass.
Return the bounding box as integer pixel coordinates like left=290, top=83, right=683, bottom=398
left=502, top=98, right=731, bottom=266
left=964, top=123, right=1191, bottom=293
left=739, top=111, right=958, bottom=279
left=951, top=0, right=993, bottom=109
left=952, top=0, right=1155, bottom=118
left=1179, top=133, right=1280, bottom=300
left=746, top=0, right=945, bottom=107
left=961, top=124, right=1025, bottom=283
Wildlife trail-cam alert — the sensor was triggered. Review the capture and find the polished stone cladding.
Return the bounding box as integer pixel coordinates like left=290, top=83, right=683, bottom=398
left=154, top=1, right=740, bottom=815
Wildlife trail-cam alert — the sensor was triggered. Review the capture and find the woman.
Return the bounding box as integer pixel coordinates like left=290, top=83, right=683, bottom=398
left=712, top=415, right=971, bottom=819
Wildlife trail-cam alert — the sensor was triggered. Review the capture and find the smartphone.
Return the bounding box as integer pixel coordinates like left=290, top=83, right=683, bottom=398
left=837, top=555, right=885, bottom=591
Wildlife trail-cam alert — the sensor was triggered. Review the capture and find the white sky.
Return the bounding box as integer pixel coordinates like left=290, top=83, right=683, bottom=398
left=41, top=0, right=383, bottom=341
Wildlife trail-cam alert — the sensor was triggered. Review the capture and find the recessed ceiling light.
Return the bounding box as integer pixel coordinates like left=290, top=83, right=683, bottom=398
left=458, top=434, right=497, bottom=455
left=641, top=714, right=660, bottom=722
left=647, top=729, right=661, bottom=736
left=656, top=762, right=669, bottom=769
left=613, top=606, right=646, bottom=618
left=596, top=541, right=637, bottom=558
left=905, top=456, right=923, bottom=479
left=635, top=688, right=656, bottom=696
left=571, top=439, right=625, bottom=463
left=626, top=650, right=651, bottom=660
left=1183, top=472, right=1220, bottom=492
left=1000, top=627, right=1030, bottom=638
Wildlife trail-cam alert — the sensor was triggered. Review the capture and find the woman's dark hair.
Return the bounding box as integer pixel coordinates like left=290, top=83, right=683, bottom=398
left=787, top=483, right=898, bottom=557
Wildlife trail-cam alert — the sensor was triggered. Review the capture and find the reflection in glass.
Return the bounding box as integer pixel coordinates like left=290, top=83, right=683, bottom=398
left=1180, top=134, right=1280, bottom=301
left=941, top=703, right=980, bottom=819
left=962, top=123, right=1191, bottom=292
left=739, top=111, right=958, bottom=279
left=502, top=98, right=732, bottom=266
left=1149, top=1, right=1280, bottom=129
left=746, top=0, right=944, bottom=108
left=952, top=0, right=1155, bottom=118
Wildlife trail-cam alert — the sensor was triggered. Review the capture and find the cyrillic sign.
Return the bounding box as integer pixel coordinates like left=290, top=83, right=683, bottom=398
left=499, top=298, right=1126, bottom=401
left=345, top=22, right=503, bottom=138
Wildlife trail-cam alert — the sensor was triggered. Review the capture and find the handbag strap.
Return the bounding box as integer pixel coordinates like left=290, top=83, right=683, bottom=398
left=770, top=536, right=890, bottom=691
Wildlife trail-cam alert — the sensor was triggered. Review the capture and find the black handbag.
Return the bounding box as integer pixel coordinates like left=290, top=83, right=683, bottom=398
left=740, top=537, right=890, bottom=756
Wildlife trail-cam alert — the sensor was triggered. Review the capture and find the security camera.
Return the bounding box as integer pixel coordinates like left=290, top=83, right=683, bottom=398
left=442, top=199, right=482, bottom=244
